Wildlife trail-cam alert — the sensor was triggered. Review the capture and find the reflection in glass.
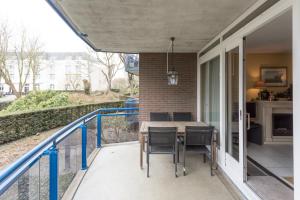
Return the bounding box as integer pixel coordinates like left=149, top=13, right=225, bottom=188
left=226, top=47, right=240, bottom=161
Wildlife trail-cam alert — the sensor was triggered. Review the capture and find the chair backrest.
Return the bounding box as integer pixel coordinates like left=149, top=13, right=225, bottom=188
left=185, top=126, right=214, bottom=146
left=148, top=127, right=177, bottom=147
left=150, top=112, right=170, bottom=121
left=173, top=112, right=192, bottom=121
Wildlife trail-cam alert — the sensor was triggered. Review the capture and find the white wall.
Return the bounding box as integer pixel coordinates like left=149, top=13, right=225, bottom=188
left=293, top=0, right=300, bottom=198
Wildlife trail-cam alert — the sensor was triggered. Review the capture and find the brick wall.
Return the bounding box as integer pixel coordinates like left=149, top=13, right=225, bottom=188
left=139, top=53, right=197, bottom=121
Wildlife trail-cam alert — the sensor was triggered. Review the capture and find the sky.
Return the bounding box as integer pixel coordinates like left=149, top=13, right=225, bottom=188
left=0, top=0, right=88, bottom=52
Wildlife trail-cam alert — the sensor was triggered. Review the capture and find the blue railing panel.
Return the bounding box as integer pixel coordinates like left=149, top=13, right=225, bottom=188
left=0, top=175, right=18, bottom=200
left=86, top=117, right=97, bottom=159
left=56, top=128, right=82, bottom=200
left=0, top=155, right=50, bottom=200
left=39, top=156, right=50, bottom=200
left=101, top=113, right=139, bottom=144
left=0, top=107, right=139, bottom=200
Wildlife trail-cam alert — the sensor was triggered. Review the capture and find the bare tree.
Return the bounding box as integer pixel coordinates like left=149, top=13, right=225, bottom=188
left=76, top=51, right=94, bottom=86
left=14, top=30, right=31, bottom=96
left=94, top=52, right=123, bottom=93
left=27, top=37, right=43, bottom=91
left=65, top=74, right=81, bottom=90
left=0, top=23, right=19, bottom=97
left=0, top=22, right=44, bottom=97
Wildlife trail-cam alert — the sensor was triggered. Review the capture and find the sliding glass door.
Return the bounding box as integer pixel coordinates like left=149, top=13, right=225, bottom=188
left=200, top=56, right=220, bottom=132
left=209, top=56, right=220, bottom=130
left=224, top=39, right=245, bottom=181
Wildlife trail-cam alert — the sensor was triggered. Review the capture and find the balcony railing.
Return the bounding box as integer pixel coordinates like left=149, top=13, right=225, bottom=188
left=0, top=107, right=139, bottom=200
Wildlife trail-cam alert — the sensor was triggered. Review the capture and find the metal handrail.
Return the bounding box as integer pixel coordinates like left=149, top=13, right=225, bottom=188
left=0, top=107, right=139, bottom=185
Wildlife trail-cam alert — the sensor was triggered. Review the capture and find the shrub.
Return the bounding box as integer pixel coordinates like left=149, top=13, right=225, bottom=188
left=1, top=91, right=70, bottom=114
left=0, top=101, right=124, bottom=144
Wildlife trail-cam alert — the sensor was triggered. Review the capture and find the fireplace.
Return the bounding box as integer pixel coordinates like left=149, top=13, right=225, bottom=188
left=272, top=113, right=293, bottom=136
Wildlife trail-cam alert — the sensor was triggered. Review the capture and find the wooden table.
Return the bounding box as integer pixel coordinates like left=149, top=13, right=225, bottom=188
left=139, top=121, right=217, bottom=169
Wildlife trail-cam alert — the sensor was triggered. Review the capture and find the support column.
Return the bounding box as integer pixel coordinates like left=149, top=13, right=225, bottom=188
left=293, top=1, right=300, bottom=199
left=49, top=147, right=58, bottom=200
left=97, top=114, right=102, bottom=148
left=81, top=124, right=87, bottom=170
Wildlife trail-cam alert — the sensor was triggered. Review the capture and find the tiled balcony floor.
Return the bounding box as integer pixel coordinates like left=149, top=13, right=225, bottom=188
left=73, top=143, right=237, bottom=200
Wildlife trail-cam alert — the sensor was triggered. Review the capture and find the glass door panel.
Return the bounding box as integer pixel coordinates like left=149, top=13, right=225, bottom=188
left=226, top=47, right=240, bottom=162
left=200, top=63, right=209, bottom=123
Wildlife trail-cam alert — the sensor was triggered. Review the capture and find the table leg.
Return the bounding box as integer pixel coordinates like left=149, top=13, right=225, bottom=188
left=139, top=134, right=144, bottom=169
left=212, top=131, right=218, bottom=170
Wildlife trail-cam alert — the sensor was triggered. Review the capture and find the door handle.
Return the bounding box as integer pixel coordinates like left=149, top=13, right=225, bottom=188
left=246, top=113, right=251, bottom=130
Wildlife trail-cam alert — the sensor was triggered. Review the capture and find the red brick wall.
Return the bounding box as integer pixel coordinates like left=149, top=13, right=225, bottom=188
left=139, top=53, right=197, bottom=121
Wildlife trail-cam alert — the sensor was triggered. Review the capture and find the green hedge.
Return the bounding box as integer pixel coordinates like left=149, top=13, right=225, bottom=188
left=0, top=101, right=124, bottom=144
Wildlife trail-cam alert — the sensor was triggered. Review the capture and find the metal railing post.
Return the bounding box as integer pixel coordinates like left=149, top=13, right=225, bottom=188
left=97, top=114, right=102, bottom=148
left=49, top=146, right=58, bottom=200
left=81, top=124, right=87, bottom=170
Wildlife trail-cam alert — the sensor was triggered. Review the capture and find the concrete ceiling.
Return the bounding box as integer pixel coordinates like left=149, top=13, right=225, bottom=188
left=246, top=10, right=292, bottom=54
left=53, top=0, right=258, bottom=53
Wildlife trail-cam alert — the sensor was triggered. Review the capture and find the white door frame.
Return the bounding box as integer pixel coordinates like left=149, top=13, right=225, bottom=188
left=197, top=0, right=293, bottom=199
left=223, top=39, right=245, bottom=183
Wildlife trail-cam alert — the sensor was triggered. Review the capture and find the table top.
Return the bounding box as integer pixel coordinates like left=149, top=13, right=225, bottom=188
left=140, top=121, right=208, bottom=134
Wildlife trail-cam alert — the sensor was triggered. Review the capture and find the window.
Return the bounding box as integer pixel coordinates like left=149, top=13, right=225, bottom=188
left=65, top=84, right=70, bottom=90
left=34, top=84, right=40, bottom=90
left=9, top=74, right=14, bottom=80
left=65, top=65, right=72, bottom=74
left=9, top=65, right=14, bottom=74
left=49, top=64, right=55, bottom=73
left=50, top=84, right=55, bottom=90
left=24, top=84, right=30, bottom=94
left=76, top=65, right=81, bottom=74
left=0, top=84, right=4, bottom=91
left=35, top=74, right=40, bottom=80
left=49, top=74, right=55, bottom=80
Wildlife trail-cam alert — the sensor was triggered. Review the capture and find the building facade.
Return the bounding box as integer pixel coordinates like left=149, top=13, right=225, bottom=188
left=0, top=52, right=123, bottom=95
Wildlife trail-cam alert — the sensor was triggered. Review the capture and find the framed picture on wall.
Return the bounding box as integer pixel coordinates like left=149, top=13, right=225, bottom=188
left=260, top=66, right=287, bottom=87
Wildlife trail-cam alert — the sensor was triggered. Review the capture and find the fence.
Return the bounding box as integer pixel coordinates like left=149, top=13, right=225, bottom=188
left=0, top=107, right=139, bottom=200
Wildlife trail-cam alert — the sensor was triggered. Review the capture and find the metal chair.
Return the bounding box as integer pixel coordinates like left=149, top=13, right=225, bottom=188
left=150, top=112, right=170, bottom=121
left=147, top=127, right=178, bottom=177
left=173, top=112, right=192, bottom=121
left=183, top=126, right=214, bottom=176
left=143, top=112, right=170, bottom=152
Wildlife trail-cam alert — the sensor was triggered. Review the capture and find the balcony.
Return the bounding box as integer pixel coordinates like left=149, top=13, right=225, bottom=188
left=0, top=107, right=239, bottom=200
left=72, top=143, right=236, bottom=200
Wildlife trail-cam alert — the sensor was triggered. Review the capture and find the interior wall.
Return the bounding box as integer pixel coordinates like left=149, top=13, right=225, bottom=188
left=246, top=53, right=292, bottom=101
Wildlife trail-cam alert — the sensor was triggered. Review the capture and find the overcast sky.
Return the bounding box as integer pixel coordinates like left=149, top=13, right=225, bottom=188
left=0, top=0, right=88, bottom=52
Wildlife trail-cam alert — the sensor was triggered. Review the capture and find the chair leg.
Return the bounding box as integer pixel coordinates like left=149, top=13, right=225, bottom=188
left=147, top=151, right=150, bottom=177
left=175, top=152, right=178, bottom=177
left=210, top=159, right=213, bottom=176
left=210, top=152, right=214, bottom=176
left=203, top=154, right=206, bottom=163
left=173, top=154, right=175, bottom=163
left=177, top=145, right=180, bottom=163
left=183, top=143, right=186, bottom=176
